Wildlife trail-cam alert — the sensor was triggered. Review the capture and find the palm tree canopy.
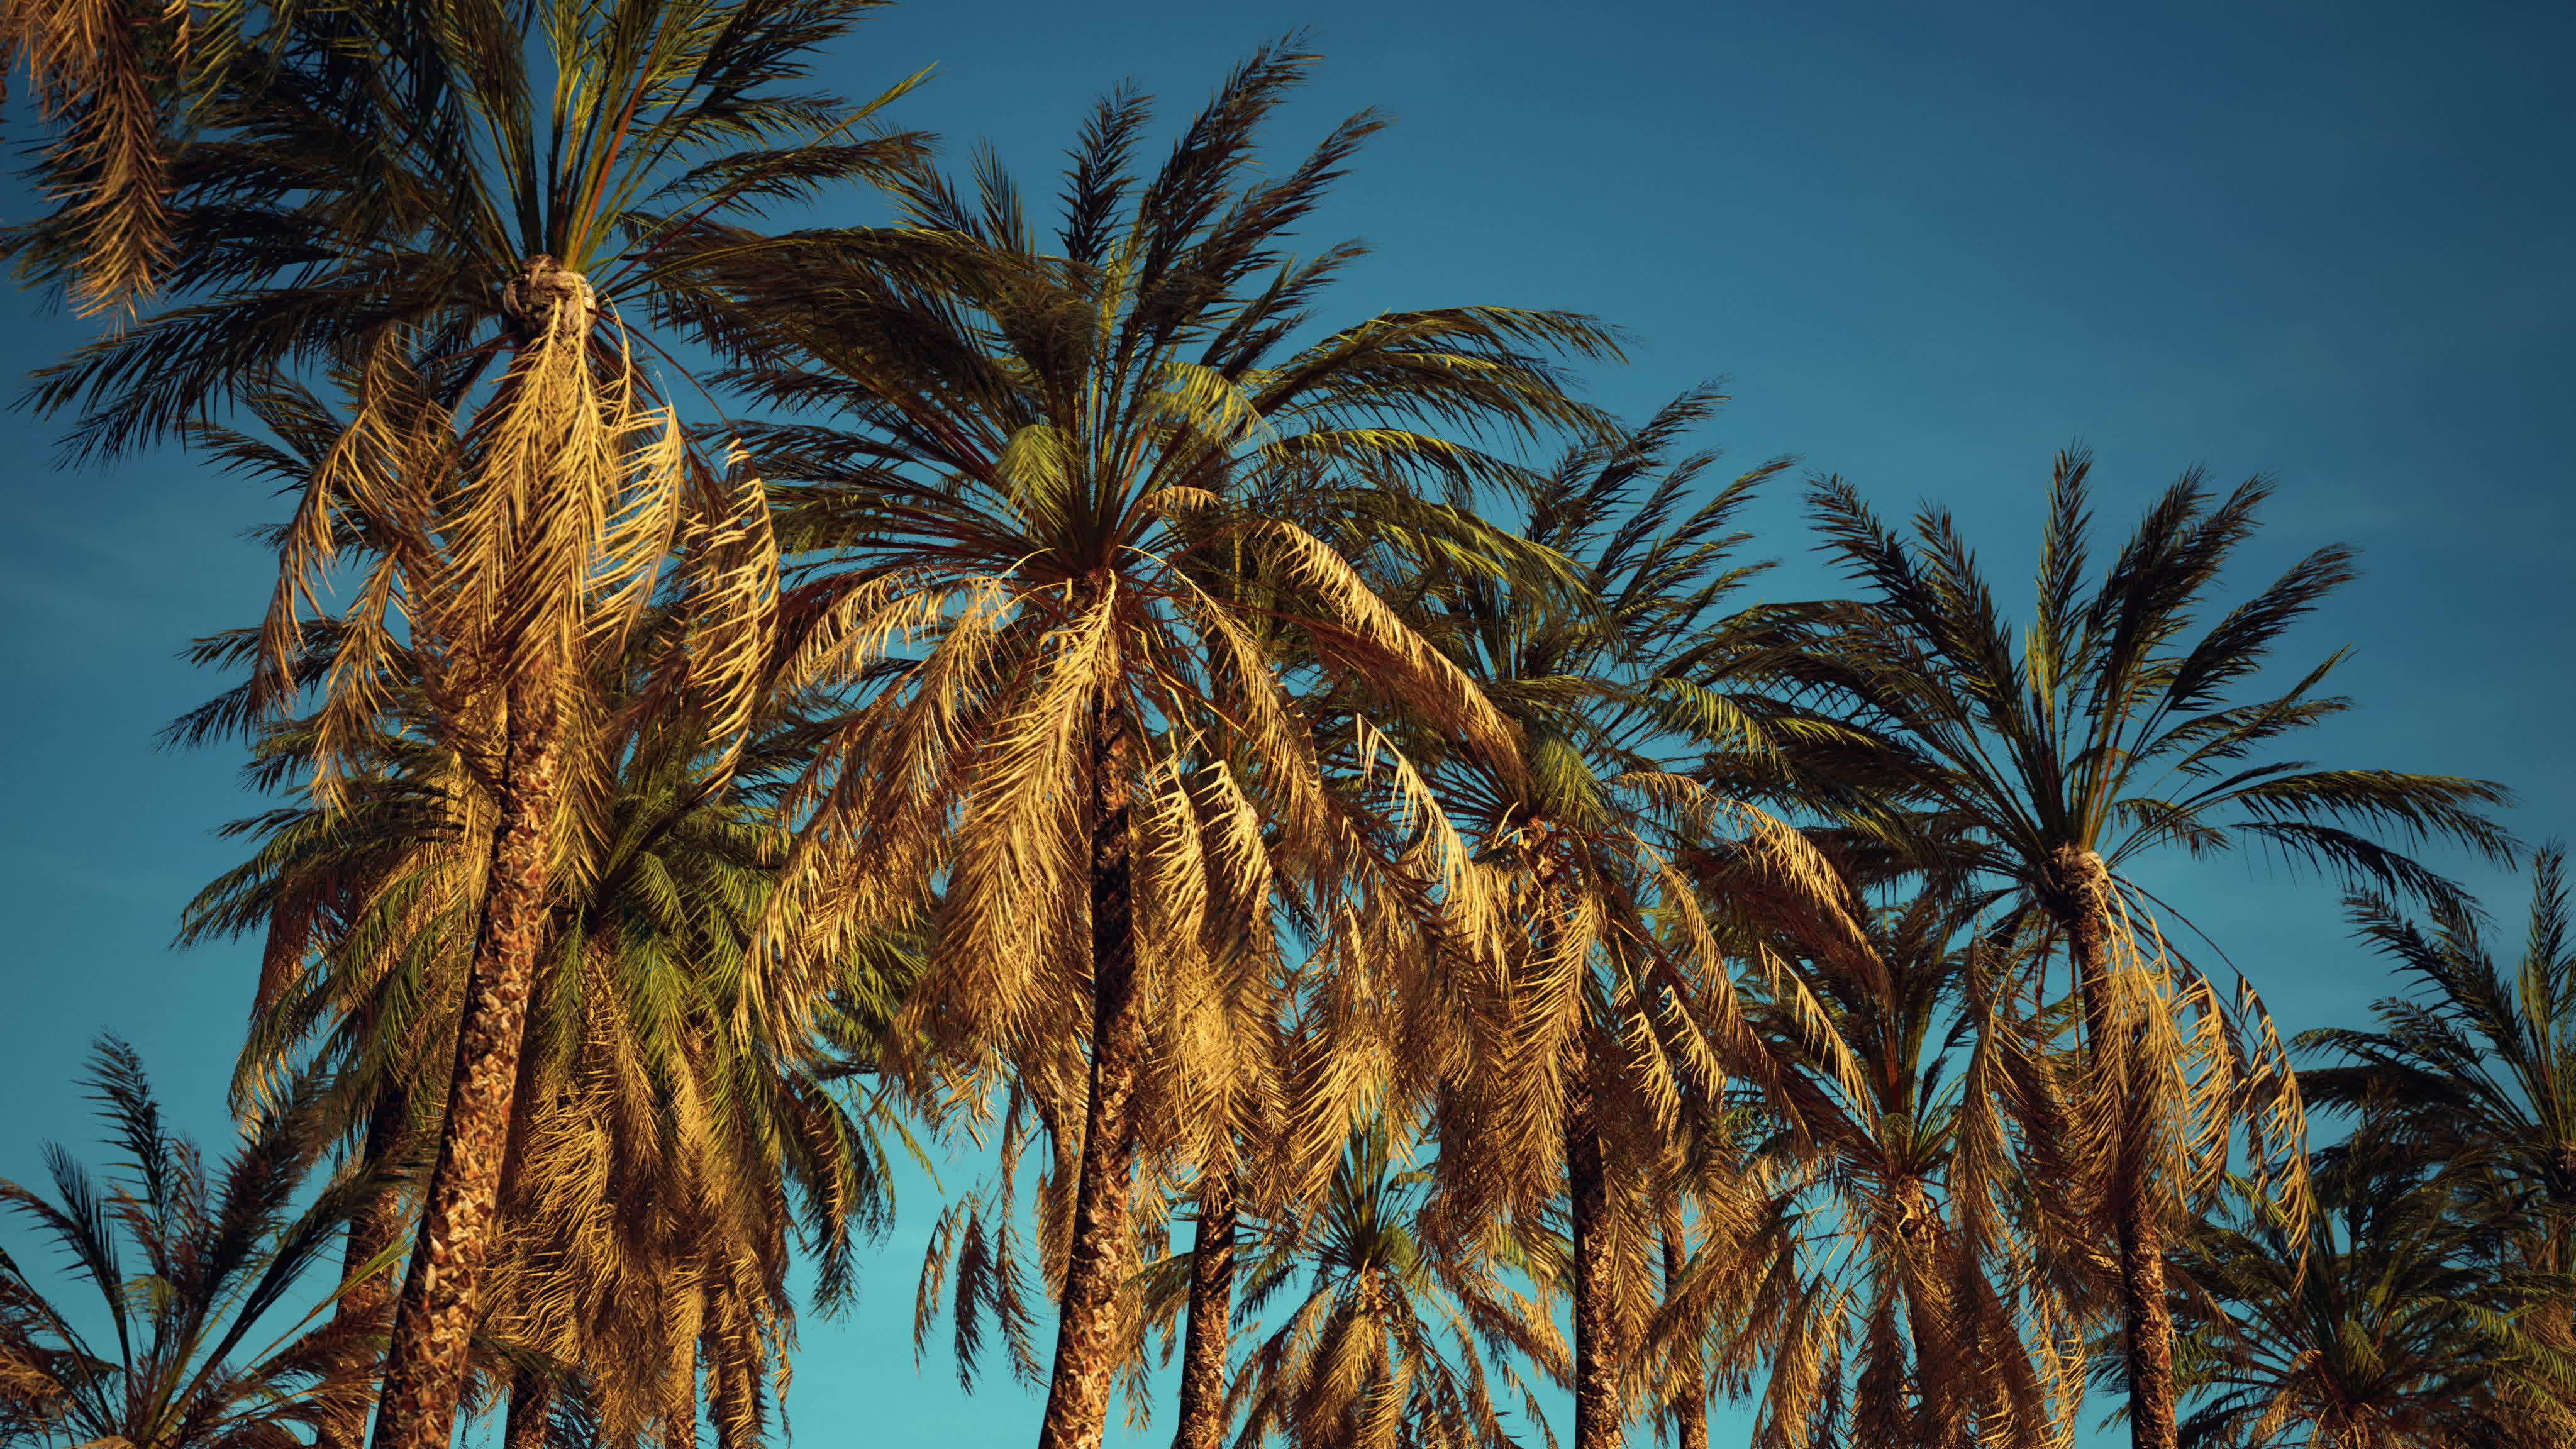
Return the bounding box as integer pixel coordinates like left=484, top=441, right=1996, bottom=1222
left=1228, top=1121, right=1564, bottom=1449
left=10, top=0, right=927, bottom=461
left=2302, top=845, right=2576, bottom=1246
left=673, top=41, right=1628, bottom=1152
left=0, top=1040, right=382, bottom=1449
left=1792, top=447, right=2513, bottom=923
left=2170, top=1150, right=2576, bottom=1449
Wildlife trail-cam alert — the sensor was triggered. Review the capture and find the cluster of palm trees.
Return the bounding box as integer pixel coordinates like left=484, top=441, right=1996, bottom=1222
left=1, top=3, right=2566, bottom=1448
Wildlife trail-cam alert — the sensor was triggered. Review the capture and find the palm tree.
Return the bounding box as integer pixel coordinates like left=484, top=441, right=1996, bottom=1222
left=1161, top=914, right=1299, bottom=1449
left=473, top=737, right=919, bottom=1449
left=2301, top=845, right=2576, bottom=1276
left=10, top=7, right=925, bottom=1448
left=203, top=347, right=765, bottom=1449
left=12, top=0, right=926, bottom=464
left=2289, top=843, right=2576, bottom=1445
left=175, top=687, right=465, bottom=1449
left=1227, top=1119, right=1564, bottom=1449
left=672, top=44, right=1621, bottom=1449
left=2168, top=1148, right=2576, bottom=1449
left=0, top=1040, right=378, bottom=1449
left=1359, top=387, right=1838, bottom=1449
left=176, top=624, right=916, bottom=1449
left=1699, top=873, right=2087, bottom=1449
left=1789, top=450, right=2516, bottom=1449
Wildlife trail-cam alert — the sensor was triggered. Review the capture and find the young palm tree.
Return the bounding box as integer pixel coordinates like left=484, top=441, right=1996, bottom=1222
left=1226, top=1119, right=1565, bottom=1449
left=2289, top=844, right=2576, bottom=1446
left=1360, top=388, right=1840, bottom=1449
left=475, top=739, right=918, bottom=1449
left=1789, top=450, right=2516, bottom=1449
left=1701, top=873, right=2086, bottom=1449
left=0, top=1040, right=379, bottom=1449
left=175, top=692, right=469, bottom=1449
left=2168, top=1149, right=2576, bottom=1449
left=1161, top=916, right=1298, bottom=1449
left=672, top=45, right=1620, bottom=1449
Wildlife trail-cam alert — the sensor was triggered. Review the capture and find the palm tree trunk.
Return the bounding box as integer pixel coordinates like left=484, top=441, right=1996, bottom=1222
left=369, top=677, right=565, bottom=1449
left=504, top=1368, right=552, bottom=1449
left=343, top=1085, right=411, bottom=1294
left=1658, top=1221, right=1706, bottom=1449
left=318, top=1084, right=409, bottom=1449
left=1566, top=1073, right=1620, bottom=1449
left=2111, top=1195, right=2176, bottom=1449
left=1037, top=699, right=1143, bottom=1449
left=1171, top=1156, right=1239, bottom=1449
left=2050, top=847, right=2177, bottom=1449
left=1894, top=1208, right=1967, bottom=1449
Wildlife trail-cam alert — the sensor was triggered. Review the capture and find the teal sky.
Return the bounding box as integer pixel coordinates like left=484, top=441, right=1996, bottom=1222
left=3, top=1, right=2570, bottom=1444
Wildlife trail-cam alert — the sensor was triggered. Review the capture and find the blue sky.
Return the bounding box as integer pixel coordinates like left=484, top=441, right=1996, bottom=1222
left=3, top=1, right=2570, bottom=1444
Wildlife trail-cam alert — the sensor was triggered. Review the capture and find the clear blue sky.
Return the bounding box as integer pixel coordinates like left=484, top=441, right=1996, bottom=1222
left=3, top=1, right=2570, bottom=1444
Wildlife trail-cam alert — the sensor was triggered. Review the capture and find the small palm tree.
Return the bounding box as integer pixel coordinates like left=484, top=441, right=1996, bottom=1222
left=2168, top=1148, right=2576, bottom=1449
left=476, top=739, right=919, bottom=1449
left=1228, top=1120, right=1563, bottom=1449
left=2286, top=845, right=2576, bottom=1445
left=1789, top=450, right=2515, bottom=1449
left=0, top=1040, right=379, bottom=1449
left=1709, top=875, right=2086, bottom=1449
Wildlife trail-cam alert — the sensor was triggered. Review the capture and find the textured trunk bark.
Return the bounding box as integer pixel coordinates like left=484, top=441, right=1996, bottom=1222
left=502, top=1368, right=552, bottom=1449
left=2050, top=847, right=2177, bottom=1449
left=1036, top=699, right=1143, bottom=1449
left=1658, top=1223, right=1706, bottom=1449
left=1170, top=1159, right=1239, bottom=1449
left=368, top=677, right=563, bottom=1449
left=1566, top=1077, right=1620, bottom=1449
left=318, top=1085, right=410, bottom=1449
left=2114, top=1194, right=2177, bottom=1449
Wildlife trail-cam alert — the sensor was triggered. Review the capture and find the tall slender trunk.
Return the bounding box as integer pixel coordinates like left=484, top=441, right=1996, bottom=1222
left=318, top=1084, right=409, bottom=1449
left=2050, top=846, right=2176, bottom=1449
left=1170, top=1156, right=1239, bottom=1449
left=369, top=676, right=564, bottom=1449
left=1566, top=1071, right=1620, bottom=1449
left=1658, top=1220, right=1706, bottom=1449
left=503, top=1368, right=552, bottom=1449
left=1037, top=699, right=1143, bottom=1449
left=2111, top=1194, right=2175, bottom=1449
